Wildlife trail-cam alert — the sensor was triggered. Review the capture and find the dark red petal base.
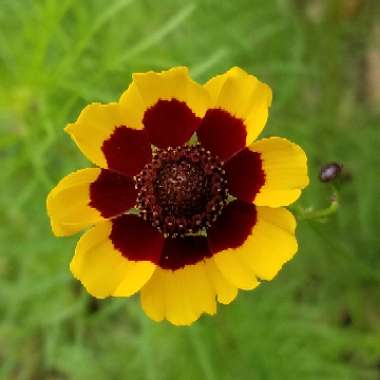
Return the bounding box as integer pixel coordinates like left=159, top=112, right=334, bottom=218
left=207, top=200, right=257, bottom=254
left=159, top=236, right=212, bottom=270
left=143, top=99, right=201, bottom=149
left=110, top=201, right=257, bottom=271
left=102, top=126, right=152, bottom=177
left=110, top=214, right=165, bottom=262
left=197, top=108, right=247, bottom=161
left=224, top=149, right=265, bottom=203
left=89, top=169, right=137, bottom=218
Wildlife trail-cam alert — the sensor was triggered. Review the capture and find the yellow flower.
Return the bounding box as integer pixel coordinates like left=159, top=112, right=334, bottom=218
left=47, top=67, right=309, bottom=326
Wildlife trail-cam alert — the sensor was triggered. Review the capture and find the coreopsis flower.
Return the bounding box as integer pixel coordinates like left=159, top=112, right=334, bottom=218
left=47, top=67, right=309, bottom=325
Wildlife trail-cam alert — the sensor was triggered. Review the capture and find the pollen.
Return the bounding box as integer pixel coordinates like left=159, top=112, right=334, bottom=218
left=134, top=144, right=229, bottom=237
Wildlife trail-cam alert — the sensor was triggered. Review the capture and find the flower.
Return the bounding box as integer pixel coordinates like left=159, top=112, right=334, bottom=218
left=47, top=67, right=309, bottom=326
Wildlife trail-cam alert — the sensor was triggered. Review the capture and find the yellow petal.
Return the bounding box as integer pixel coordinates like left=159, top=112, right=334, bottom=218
left=47, top=168, right=137, bottom=236
left=204, top=67, right=272, bottom=145
left=251, top=137, right=309, bottom=207
left=204, top=259, right=238, bottom=304
left=233, top=207, right=298, bottom=281
left=70, top=221, right=156, bottom=299
left=129, top=66, right=211, bottom=118
left=140, top=262, right=217, bottom=326
left=212, top=252, right=260, bottom=291
left=46, top=168, right=103, bottom=236
left=118, top=82, right=146, bottom=130
left=65, top=103, right=133, bottom=168
left=112, top=261, right=157, bottom=297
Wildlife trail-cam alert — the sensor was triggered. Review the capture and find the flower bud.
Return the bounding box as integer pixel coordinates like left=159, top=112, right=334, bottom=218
left=319, top=162, right=343, bottom=182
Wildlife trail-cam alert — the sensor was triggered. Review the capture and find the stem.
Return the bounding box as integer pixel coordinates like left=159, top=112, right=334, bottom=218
left=297, top=189, right=339, bottom=221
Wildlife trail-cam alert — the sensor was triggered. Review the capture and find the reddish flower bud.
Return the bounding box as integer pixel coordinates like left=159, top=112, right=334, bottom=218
left=319, top=162, right=343, bottom=182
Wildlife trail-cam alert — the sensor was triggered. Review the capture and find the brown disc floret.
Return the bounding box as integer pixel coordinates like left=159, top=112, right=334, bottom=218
left=134, top=144, right=229, bottom=237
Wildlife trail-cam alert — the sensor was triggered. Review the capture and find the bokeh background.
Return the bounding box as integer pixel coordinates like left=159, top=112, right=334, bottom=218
left=1, top=0, right=380, bottom=379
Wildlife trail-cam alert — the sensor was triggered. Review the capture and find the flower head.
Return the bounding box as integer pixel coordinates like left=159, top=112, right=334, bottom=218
left=47, top=67, right=309, bottom=325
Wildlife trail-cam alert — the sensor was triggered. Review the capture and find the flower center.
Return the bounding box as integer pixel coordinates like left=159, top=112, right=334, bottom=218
left=135, top=144, right=228, bottom=237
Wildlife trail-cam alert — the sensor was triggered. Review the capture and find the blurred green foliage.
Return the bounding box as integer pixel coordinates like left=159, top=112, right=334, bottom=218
left=1, top=0, right=380, bottom=379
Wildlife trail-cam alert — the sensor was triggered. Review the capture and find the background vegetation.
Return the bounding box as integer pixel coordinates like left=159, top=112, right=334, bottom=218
left=1, top=0, right=380, bottom=379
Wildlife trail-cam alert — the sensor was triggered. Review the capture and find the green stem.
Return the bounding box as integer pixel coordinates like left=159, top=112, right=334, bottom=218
left=297, top=190, right=339, bottom=221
